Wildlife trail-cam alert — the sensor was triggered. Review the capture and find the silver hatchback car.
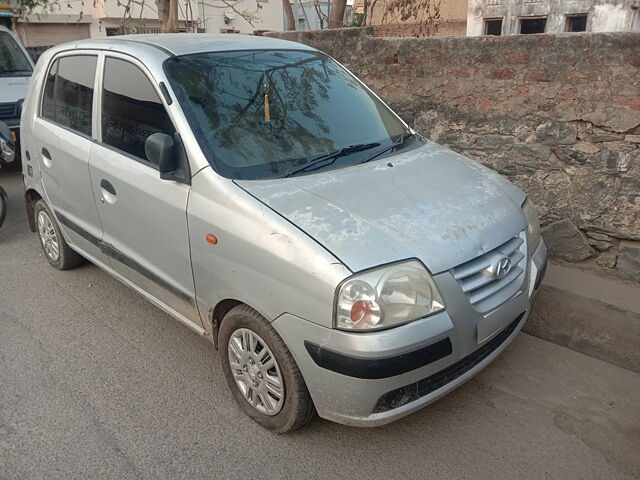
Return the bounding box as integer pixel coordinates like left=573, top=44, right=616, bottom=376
left=19, top=34, right=547, bottom=432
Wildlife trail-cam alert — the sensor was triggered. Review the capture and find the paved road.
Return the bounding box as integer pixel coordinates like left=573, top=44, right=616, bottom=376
left=1, top=166, right=639, bottom=480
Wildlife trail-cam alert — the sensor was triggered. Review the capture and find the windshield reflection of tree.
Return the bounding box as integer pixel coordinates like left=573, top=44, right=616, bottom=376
left=172, top=51, right=363, bottom=174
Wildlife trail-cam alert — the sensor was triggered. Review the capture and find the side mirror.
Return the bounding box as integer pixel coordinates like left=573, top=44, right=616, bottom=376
left=145, top=132, right=178, bottom=177
left=145, top=132, right=191, bottom=184
left=0, top=121, right=16, bottom=163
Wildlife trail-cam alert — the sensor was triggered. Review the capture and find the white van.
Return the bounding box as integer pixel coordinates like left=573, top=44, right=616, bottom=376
left=0, top=25, right=33, bottom=162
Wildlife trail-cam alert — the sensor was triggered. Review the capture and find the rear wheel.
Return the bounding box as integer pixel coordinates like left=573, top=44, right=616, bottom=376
left=34, top=200, right=83, bottom=270
left=219, top=305, right=316, bottom=433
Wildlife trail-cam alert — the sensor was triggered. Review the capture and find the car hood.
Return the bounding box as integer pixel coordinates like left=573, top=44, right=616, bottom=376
left=0, top=76, right=30, bottom=104
left=237, top=141, right=527, bottom=274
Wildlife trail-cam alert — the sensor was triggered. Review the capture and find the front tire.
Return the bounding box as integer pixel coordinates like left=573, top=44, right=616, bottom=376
left=34, top=200, right=83, bottom=270
left=219, top=305, right=316, bottom=433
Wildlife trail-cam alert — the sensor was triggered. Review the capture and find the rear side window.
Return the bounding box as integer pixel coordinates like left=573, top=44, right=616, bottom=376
left=101, top=57, right=174, bottom=165
left=41, top=55, right=97, bottom=136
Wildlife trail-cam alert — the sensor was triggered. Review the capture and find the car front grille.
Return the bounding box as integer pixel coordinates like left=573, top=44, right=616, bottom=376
left=451, top=231, right=527, bottom=313
left=372, top=311, right=525, bottom=413
left=0, top=102, right=17, bottom=120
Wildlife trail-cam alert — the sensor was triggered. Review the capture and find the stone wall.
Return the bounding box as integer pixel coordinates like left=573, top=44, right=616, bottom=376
left=267, top=28, right=640, bottom=282
left=370, top=20, right=467, bottom=37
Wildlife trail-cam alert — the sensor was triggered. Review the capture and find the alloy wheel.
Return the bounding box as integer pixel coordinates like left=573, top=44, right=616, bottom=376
left=227, top=328, right=285, bottom=416
left=37, top=210, right=60, bottom=262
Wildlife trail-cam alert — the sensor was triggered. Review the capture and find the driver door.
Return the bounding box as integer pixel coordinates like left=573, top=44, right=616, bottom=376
left=88, top=54, right=201, bottom=326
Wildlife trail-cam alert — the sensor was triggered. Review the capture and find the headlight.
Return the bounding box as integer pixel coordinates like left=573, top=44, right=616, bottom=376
left=335, top=260, right=445, bottom=331
left=522, top=197, right=541, bottom=253
left=0, top=137, right=15, bottom=163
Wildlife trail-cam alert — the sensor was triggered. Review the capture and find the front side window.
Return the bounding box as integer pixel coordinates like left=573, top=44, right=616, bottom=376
left=0, top=31, right=32, bottom=77
left=165, top=49, right=413, bottom=180
left=41, top=55, right=97, bottom=136
left=101, top=57, right=175, bottom=165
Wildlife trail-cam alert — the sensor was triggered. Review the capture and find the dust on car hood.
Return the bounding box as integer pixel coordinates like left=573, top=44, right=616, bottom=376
left=237, top=141, right=527, bottom=274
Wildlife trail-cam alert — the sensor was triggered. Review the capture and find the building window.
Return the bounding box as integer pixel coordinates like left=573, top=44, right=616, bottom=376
left=566, top=14, right=587, bottom=32
left=297, top=18, right=306, bottom=30
left=520, top=16, right=547, bottom=34
left=484, top=18, right=503, bottom=35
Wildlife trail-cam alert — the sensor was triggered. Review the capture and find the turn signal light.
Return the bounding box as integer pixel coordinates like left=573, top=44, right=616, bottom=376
left=205, top=234, right=218, bottom=244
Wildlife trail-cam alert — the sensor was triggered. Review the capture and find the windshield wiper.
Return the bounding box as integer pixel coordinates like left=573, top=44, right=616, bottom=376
left=283, top=142, right=380, bottom=178
left=362, top=132, right=416, bottom=164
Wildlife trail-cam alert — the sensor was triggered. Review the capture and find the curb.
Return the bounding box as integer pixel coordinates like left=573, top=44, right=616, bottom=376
left=524, top=263, right=640, bottom=373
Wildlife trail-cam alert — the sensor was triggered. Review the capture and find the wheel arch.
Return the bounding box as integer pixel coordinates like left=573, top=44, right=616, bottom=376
left=208, top=298, right=281, bottom=349
left=25, top=188, right=42, bottom=232
left=209, top=298, right=242, bottom=349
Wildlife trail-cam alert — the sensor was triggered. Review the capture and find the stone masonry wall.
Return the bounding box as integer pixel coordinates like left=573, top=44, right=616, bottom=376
left=369, top=20, right=467, bottom=38
left=267, top=28, right=640, bottom=283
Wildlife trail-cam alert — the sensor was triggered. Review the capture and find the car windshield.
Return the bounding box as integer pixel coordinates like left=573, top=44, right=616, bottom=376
left=165, top=49, right=415, bottom=180
left=0, top=31, right=32, bottom=77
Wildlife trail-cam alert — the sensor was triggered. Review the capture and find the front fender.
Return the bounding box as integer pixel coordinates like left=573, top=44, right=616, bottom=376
left=187, top=167, right=351, bottom=331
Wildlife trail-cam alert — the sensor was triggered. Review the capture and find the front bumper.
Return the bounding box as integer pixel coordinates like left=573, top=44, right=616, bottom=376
left=272, top=240, right=547, bottom=427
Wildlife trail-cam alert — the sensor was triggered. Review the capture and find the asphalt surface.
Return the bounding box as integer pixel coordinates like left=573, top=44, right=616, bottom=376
left=1, top=166, right=640, bottom=480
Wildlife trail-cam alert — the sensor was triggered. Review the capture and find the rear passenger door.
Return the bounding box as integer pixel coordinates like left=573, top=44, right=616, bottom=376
left=88, top=54, right=200, bottom=325
left=35, top=53, right=108, bottom=265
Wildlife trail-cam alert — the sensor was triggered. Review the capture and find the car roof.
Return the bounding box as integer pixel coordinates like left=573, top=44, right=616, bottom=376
left=59, top=33, right=317, bottom=57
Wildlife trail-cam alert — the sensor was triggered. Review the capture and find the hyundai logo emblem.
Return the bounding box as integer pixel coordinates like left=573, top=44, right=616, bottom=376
left=492, top=257, right=512, bottom=280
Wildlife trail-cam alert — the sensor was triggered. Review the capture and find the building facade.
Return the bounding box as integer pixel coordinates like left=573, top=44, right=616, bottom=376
left=288, top=0, right=329, bottom=31
left=4, top=0, right=284, bottom=48
left=0, top=3, right=13, bottom=29
left=200, top=0, right=284, bottom=34
left=467, top=0, right=640, bottom=36
left=351, top=0, right=468, bottom=36
left=287, top=0, right=353, bottom=31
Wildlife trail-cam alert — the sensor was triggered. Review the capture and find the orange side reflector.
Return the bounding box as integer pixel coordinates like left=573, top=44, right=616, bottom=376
left=205, top=234, right=218, bottom=245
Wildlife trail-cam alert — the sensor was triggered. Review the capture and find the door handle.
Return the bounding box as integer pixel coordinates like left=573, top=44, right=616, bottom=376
left=41, top=147, right=52, bottom=167
left=99, top=179, right=117, bottom=205
left=100, top=179, right=116, bottom=196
